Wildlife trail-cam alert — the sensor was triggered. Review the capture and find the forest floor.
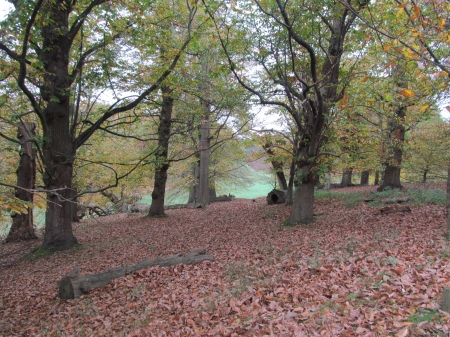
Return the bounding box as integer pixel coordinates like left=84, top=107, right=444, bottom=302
left=1, top=185, right=450, bottom=336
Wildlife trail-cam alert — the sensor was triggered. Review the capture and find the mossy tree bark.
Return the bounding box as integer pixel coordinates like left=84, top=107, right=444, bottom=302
left=148, top=86, right=173, bottom=217
left=6, top=122, right=38, bottom=242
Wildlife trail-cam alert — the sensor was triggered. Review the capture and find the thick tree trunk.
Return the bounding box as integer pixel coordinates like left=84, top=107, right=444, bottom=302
left=446, top=165, right=450, bottom=241
left=360, top=170, right=370, bottom=185
left=59, top=248, right=214, bottom=299
left=378, top=78, right=406, bottom=192
left=70, top=188, right=80, bottom=223
left=148, top=86, right=173, bottom=217
left=6, top=122, right=38, bottom=242
left=197, top=115, right=211, bottom=207
left=287, top=178, right=315, bottom=225
left=378, top=117, right=405, bottom=191
left=38, top=4, right=78, bottom=250
left=341, top=169, right=353, bottom=187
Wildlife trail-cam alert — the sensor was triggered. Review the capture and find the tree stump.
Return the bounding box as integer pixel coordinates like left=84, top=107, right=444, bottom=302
left=58, top=248, right=214, bottom=299
left=266, top=189, right=286, bottom=205
left=442, top=287, right=450, bottom=313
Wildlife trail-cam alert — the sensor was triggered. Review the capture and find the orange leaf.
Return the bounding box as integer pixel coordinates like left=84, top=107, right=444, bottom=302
left=401, top=89, right=415, bottom=98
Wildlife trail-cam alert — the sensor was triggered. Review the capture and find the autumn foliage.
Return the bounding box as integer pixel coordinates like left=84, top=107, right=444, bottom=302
left=1, top=185, right=450, bottom=336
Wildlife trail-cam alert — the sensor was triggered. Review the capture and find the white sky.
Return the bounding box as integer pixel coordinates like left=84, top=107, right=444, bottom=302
left=0, top=0, right=12, bottom=19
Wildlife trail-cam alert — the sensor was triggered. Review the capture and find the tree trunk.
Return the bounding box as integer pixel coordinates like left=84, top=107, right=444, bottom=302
left=197, top=114, right=211, bottom=207
left=374, top=170, right=380, bottom=185
left=285, top=160, right=295, bottom=205
left=263, top=142, right=288, bottom=191
left=360, top=170, right=369, bottom=185
left=59, top=248, right=214, bottom=299
left=38, top=4, right=78, bottom=250
left=422, top=168, right=428, bottom=184
left=446, top=164, right=450, bottom=241
left=378, top=83, right=406, bottom=192
left=70, top=188, right=80, bottom=223
left=188, top=160, right=200, bottom=204
left=6, top=122, right=38, bottom=242
left=287, top=177, right=315, bottom=225
left=325, top=172, right=331, bottom=190
left=148, top=86, right=173, bottom=217
left=341, top=169, right=353, bottom=187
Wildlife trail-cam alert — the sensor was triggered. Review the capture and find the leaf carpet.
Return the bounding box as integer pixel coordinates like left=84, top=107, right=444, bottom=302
left=1, top=188, right=450, bottom=336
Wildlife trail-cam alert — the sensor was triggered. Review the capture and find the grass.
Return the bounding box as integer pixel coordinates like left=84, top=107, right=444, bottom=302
left=408, top=308, right=441, bottom=324
left=315, top=186, right=446, bottom=208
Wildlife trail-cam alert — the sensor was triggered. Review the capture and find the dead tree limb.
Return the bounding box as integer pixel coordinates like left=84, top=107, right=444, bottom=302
left=58, top=248, right=214, bottom=299
left=378, top=206, right=412, bottom=215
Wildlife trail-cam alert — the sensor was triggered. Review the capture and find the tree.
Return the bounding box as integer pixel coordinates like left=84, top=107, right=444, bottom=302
left=206, top=0, right=369, bottom=224
left=6, top=121, right=38, bottom=242
left=148, top=86, right=173, bottom=217
left=403, top=115, right=450, bottom=182
left=0, top=0, right=197, bottom=249
left=341, top=0, right=450, bottom=81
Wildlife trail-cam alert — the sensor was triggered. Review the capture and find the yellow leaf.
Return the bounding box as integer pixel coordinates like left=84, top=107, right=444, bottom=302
left=439, top=18, right=446, bottom=28
left=419, top=104, right=430, bottom=112
left=401, top=89, right=415, bottom=98
left=396, top=7, right=404, bottom=17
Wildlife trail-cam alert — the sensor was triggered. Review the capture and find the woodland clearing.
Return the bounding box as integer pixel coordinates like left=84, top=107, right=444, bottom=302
left=1, top=185, right=450, bottom=336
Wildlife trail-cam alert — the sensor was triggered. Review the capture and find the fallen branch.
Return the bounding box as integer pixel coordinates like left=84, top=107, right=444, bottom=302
left=364, top=197, right=409, bottom=204
left=378, top=206, right=412, bottom=215
left=58, top=248, right=214, bottom=299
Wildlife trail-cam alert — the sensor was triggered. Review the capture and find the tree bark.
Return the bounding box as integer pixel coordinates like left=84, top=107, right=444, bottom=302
left=263, top=142, right=288, bottom=191
left=378, top=86, right=406, bottom=191
left=341, top=169, right=353, bottom=187
left=446, top=164, right=450, bottom=241
left=325, top=172, right=331, bottom=190
left=58, top=248, right=214, bottom=299
left=374, top=170, right=380, bottom=185
left=38, top=3, right=78, bottom=250
left=6, top=122, right=38, bottom=242
left=197, top=114, right=211, bottom=207
left=148, top=86, right=173, bottom=217
left=188, top=159, right=200, bottom=204
left=360, top=170, right=370, bottom=185
left=287, top=178, right=315, bottom=225
left=285, top=159, right=295, bottom=205
left=422, top=168, right=428, bottom=184
left=267, top=189, right=286, bottom=205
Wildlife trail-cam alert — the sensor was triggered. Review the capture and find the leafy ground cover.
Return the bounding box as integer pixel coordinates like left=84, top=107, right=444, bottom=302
left=1, top=185, right=450, bottom=336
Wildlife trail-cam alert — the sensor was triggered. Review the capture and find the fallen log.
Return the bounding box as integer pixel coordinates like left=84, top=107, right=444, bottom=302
left=211, top=195, right=234, bottom=202
left=378, top=206, right=412, bottom=215
left=267, top=189, right=286, bottom=205
left=364, top=197, right=409, bottom=204
left=58, top=248, right=214, bottom=300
